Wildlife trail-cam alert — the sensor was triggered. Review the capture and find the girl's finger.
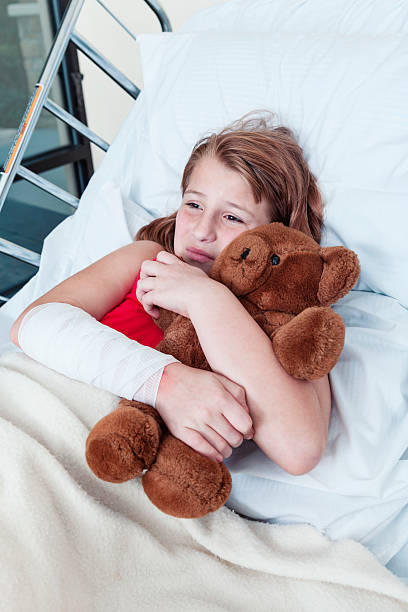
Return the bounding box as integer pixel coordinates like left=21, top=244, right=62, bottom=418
left=211, top=414, right=249, bottom=448
left=198, top=424, right=234, bottom=459
left=143, top=302, right=159, bottom=318
left=222, top=404, right=253, bottom=439
left=140, top=290, right=160, bottom=318
left=181, top=427, right=225, bottom=463
left=137, top=276, right=155, bottom=292
left=136, top=277, right=155, bottom=302
left=141, top=289, right=156, bottom=308
left=211, top=372, right=251, bottom=414
left=139, top=258, right=161, bottom=280
left=155, top=250, right=176, bottom=262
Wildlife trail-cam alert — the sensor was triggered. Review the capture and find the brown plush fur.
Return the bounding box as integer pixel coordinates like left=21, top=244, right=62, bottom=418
left=86, top=222, right=360, bottom=518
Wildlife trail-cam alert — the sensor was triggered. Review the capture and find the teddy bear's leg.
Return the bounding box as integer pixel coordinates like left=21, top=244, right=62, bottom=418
left=85, top=399, right=164, bottom=483
left=142, top=432, right=232, bottom=518
left=272, top=306, right=345, bottom=380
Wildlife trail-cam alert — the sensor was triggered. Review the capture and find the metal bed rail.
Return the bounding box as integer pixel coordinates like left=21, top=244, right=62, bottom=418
left=0, top=0, right=171, bottom=299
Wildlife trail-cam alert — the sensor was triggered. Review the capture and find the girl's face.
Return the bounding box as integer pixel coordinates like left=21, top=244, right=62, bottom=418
left=174, top=156, right=272, bottom=273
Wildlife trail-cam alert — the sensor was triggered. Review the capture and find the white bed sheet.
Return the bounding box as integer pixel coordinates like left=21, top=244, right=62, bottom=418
left=0, top=0, right=407, bottom=581
left=224, top=292, right=408, bottom=543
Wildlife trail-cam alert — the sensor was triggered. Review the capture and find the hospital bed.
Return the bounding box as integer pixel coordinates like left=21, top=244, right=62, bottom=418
left=0, top=0, right=171, bottom=287
left=0, top=0, right=407, bottom=609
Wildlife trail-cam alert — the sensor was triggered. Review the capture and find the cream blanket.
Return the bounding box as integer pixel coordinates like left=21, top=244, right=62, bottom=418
left=0, top=351, right=407, bottom=611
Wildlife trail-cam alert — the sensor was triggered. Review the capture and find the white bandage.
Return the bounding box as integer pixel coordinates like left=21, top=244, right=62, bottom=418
left=132, top=367, right=165, bottom=405
left=18, top=302, right=180, bottom=407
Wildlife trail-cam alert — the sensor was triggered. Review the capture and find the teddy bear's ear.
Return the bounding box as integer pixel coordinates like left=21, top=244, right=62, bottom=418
left=317, top=246, right=361, bottom=306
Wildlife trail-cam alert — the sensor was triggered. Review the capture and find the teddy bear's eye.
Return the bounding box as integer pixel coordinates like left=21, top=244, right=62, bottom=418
left=271, top=254, right=280, bottom=265
left=240, top=248, right=251, bottom=260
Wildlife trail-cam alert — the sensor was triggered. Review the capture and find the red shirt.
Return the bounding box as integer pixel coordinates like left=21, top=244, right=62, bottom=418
left=99, top=257, right=164, bottom=348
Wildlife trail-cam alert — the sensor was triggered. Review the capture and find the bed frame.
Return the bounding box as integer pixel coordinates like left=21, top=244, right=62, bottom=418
left=0, top=0, right=172, bottom=302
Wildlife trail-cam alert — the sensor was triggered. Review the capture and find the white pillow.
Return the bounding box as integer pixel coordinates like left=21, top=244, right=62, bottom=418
left=136, top=30, right=408, bottom=307
left=179, top=0, right=408, bottom=37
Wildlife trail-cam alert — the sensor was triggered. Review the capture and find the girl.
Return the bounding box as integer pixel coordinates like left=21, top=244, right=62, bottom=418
left=11, top=110, right=331, bottom=475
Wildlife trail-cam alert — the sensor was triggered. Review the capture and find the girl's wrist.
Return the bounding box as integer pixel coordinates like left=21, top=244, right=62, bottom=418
left=187, top=278, right=226, bottom=319
left=155, top=362, right=186, bottom=414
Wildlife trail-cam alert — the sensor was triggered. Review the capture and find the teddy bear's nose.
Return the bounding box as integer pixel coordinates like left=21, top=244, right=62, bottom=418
left=240, top=248, right=251, bottom=260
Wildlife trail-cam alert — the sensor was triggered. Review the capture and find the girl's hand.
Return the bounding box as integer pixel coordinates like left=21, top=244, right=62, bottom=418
left=155, top=362, right=255, bottom=463
left=136, top=251, right=212, bottom=319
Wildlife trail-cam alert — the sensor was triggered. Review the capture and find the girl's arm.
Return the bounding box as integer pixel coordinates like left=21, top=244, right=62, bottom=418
left=10, top=241, right=254, bottom=463
left=187, top=281, right=332, bottom=476
left=10, top=240, right=164, bottom=345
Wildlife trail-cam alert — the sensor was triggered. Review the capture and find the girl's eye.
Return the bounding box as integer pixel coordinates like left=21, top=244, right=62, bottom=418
left=225, top=215, right=243, bottom=223
left=185, top=203, right=242, bottom=223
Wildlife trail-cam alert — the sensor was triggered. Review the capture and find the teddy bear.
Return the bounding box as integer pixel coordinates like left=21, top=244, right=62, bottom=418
left=85, top=222, right=360, bottom=518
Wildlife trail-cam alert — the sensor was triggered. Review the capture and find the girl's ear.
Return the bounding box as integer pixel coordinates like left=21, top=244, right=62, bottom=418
left=317, top=246, right=361, bottom=306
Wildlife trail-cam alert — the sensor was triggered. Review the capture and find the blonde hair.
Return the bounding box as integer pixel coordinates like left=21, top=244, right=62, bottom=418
left=135, top=110, right=324, bottom=252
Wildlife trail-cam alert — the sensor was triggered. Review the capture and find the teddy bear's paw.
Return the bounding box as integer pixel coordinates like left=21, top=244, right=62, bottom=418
left=142, top=433, right=232, bottom=518
left=273, top=306, right=345, bottom=380
left=85, top=407, right=162, bottom=483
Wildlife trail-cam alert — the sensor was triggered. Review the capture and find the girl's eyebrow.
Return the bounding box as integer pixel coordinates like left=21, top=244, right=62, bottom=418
left=184, top=189, right=250, bottom=214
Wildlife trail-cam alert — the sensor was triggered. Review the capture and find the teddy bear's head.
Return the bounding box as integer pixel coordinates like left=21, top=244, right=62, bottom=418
left=208, top=222, right=360, bottom=314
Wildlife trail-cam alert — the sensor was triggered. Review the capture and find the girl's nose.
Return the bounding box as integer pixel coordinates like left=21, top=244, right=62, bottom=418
left=193, top=215, right=216, bottom=242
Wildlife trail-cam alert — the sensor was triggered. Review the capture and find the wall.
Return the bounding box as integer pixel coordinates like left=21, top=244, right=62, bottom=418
left=75, top=0, right=224, bottom=169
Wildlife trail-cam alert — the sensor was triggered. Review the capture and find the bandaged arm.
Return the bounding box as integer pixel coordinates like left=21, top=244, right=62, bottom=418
left=17, top=302, right=180, bottom=407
